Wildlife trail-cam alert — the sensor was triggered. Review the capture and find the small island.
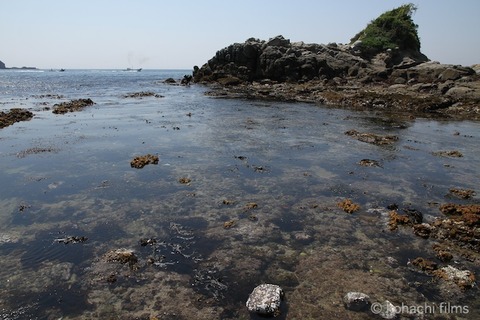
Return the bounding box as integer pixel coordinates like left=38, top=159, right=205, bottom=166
left=193, top=4, right=480, bottom=119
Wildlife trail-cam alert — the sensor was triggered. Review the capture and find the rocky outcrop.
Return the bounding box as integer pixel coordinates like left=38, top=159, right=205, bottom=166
left=0, top=60, right=5, bottom=69
left=193, top=35, right=430, bottom=84
left=193, top=35, right=480, bottom=119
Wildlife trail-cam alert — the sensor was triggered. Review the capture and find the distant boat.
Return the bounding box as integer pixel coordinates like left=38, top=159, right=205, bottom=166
left=125, top=68, right=142, bottom=72
left=60, top=68, right=66, bottom=72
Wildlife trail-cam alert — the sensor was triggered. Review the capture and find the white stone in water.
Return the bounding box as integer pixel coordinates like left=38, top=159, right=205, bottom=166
left=343, top=292, right=371, bottom=311
left=246, top=284, right=283, bottom=315
left=379, top=300, right=398, bottom=319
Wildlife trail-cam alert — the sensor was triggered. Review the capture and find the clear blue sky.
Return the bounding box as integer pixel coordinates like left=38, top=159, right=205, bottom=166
left=1, top=0, right=479, bottom=69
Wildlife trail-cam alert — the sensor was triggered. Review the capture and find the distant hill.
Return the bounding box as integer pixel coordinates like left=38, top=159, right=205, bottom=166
left=0, top=60, right=37, bottom=70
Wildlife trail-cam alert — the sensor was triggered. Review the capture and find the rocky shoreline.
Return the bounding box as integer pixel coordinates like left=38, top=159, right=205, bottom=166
left=193, top=35, right=480, bottom=120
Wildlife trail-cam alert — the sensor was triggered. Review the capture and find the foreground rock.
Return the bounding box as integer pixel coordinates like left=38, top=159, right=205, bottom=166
left=0, top=108, right=34, bottom=128
left=246, top=284, right=283, bottom=316
left=343, top=292, right=371, bottom=311
left=193, top=35, right=480, bottom=119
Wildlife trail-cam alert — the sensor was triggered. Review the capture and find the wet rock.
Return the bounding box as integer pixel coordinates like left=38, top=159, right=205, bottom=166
left=403, top=208, right=423, bottom=224
left=181, top=75, right=193, bottom=85
left=139, top=238, right=157, bottom=246
left=104, top=248, right=138, bottom=266
left=388, top=211, right=410, bottom=230
left=412, top=223, right=432, bottom=238
left=223, top=220, right=236, bottom=229
left=130, top=154, right=159, bottom=169
left=244, top=202, right=258, bottom=210
left=408, top=257, right=438, bottom=273
left=54, top=236, right=88, bottom=245
left=432, top=244, right=453, bottom=262
left=433, top=265, right=476, bottom=289
left=388, top=208, right=423, bottom=231
left=16, top=147, right=58, bottom=158
left=52, top=98, right=94, bottom=114
left=123, top=91, right=164, bottom=98
left=432, top=150, right=463, bottom=157
left=164, top=78, right=177, bottom=84
left=439, top=203, right=479, bottom=226
left=345, top=130, right=398, bottom=145
left=0, top=108, right=34, bottom=129
left=449, top=188, right=476, bottom=199
left=377, top=300, right=398, bottom=319
left=246, top=284, right=284, bottom=316
left=358, top=159, right=382, bottom=167
left=343, top=292, right=371, bottom=311
left=337, top=199, right=360, bottom=213
left=178, top=177, right=192, bottom=184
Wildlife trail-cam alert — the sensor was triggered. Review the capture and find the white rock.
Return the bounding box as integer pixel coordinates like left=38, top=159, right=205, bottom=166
left=379, top=300, right=398, bottom=319
left=246, top=284, right=283, bottom=315
left=343, top=292, right=371, bottom=311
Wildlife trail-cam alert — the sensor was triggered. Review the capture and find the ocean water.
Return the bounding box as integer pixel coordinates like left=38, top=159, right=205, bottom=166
left=0, top=69, right=479, bottom=319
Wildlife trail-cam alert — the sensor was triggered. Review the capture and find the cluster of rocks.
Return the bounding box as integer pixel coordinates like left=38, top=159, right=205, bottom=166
left=52, top=98, right=95, bottom=114
left=193, top=35, right=480, bottom=118
left=0, top=108, right=34, bottom=129
left=123, top=91, right=164, bottom=99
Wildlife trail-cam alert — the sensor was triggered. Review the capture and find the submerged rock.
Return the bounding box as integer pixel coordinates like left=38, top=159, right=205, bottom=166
left=345, top=130, right=398, bottom=145
left=377, top=300, right=398, bottom=319
left=343, top=292, right=371, bottom=311
left=123, top=91, right=164, bottom=98
left=104, top=248, right=138, bottom=266
left=246, top=284, right=284, bottom=316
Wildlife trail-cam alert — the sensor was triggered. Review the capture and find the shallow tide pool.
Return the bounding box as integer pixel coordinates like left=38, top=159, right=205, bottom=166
left=1, top=71, right=479, bottom=319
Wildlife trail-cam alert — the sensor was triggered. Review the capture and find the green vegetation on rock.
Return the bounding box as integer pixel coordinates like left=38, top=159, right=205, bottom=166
left=350, top=3, right=421, bottom=56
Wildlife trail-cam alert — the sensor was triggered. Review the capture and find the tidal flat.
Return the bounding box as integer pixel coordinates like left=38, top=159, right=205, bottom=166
left=0, top=70, right=479, bottom=319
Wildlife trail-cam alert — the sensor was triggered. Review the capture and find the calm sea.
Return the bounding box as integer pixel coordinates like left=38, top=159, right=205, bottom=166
left=0, top=69, right=479, bottom=319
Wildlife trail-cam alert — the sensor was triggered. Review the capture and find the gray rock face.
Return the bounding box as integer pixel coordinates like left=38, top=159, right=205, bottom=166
left=0, top=60, right=5, bottom=69
left=246, top=284, right=283, bottom=316
left=193, top=35, right=429, bottom=84
left=343, top=292, right=371, bottom=311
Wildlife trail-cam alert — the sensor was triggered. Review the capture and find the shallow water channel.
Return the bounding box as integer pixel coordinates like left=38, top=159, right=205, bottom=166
left=1, top=80, right=479, bottom=319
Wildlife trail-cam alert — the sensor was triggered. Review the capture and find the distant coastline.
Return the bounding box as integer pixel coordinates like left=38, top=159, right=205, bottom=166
left=3, top=66, right=38, bottom=70
left=0, top=60, right=37, bottom=70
